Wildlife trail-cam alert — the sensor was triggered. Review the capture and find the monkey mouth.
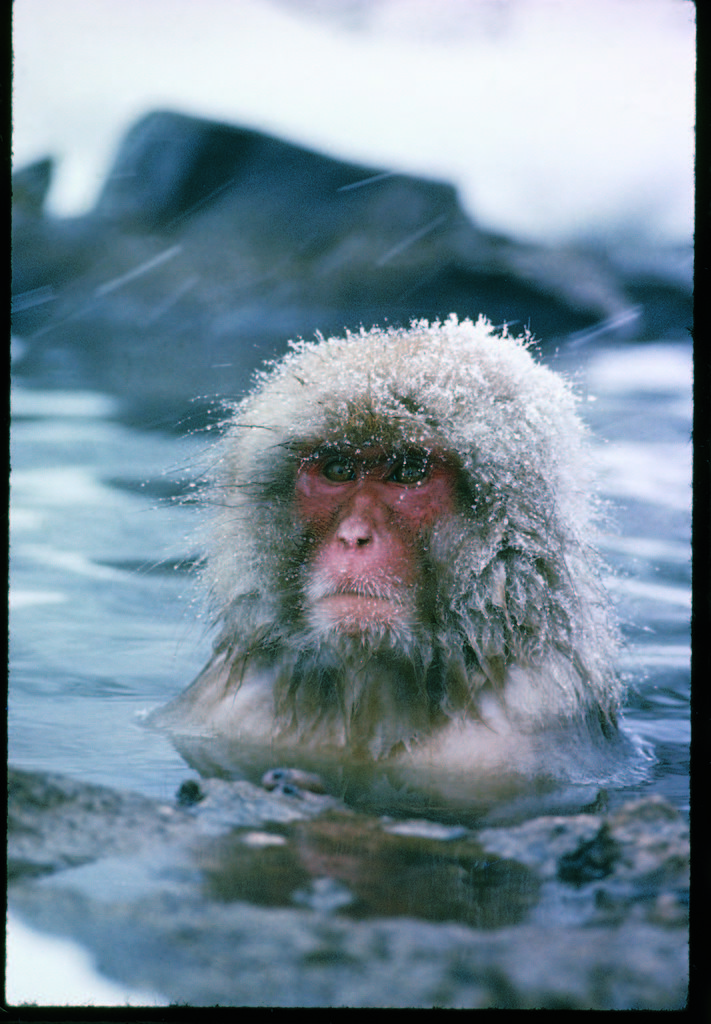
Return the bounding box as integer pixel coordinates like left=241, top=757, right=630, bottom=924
left=320, top=592, right=399, bottom=615
left=315, top=594, right=408, bottom=636
left=307, top=579, right=413, bottom=634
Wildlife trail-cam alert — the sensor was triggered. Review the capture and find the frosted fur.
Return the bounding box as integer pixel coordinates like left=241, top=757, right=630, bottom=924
left=154, top=316, right=624, bottom=772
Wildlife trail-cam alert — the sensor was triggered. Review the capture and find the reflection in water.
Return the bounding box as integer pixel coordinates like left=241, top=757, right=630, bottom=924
left=199, top=815, right=540, bottom=929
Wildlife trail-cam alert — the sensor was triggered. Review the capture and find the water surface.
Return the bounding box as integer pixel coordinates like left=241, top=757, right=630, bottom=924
left=9, top=340, right=691, bottom=816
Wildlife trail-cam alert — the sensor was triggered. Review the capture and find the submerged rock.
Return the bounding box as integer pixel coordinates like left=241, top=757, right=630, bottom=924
left=7, top=766, right=688, bottom=1009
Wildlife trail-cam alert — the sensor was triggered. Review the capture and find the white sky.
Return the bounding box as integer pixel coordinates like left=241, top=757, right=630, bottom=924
left=12, top=0, right=695, bottom=245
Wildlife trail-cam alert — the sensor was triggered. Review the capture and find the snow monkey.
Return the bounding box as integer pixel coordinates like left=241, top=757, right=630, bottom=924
left=151, top=316, right=632, bottom=787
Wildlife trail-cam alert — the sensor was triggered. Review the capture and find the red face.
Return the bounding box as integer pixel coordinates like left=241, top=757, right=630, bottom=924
left=294, top=444, right=458, bottom=634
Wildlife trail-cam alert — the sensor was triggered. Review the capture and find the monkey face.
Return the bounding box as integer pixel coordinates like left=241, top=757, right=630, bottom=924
left=151, top=320, right=626, bottom=770
left=294, top=443, right=458, bottom=636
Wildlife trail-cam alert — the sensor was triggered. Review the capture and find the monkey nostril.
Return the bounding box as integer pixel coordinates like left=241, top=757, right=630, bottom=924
left=339, top=532, right=371, bottom=548
left=336, top=516, right=373, bottom=548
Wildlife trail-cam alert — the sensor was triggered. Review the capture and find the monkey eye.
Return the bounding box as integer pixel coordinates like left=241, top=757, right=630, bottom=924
left=321, top=456, right=357, bottom=482
left=388, top=454, right=430, bottom=485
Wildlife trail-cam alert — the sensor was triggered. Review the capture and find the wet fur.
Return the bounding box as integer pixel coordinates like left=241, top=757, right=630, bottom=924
left=151, top=317, right=626, bottom=778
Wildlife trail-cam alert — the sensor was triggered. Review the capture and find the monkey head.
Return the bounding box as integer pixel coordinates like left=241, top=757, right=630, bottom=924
left=153, top=316, right=626, bottom=773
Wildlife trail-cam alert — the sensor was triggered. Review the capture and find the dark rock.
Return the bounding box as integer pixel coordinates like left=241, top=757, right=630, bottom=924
left=176, top=779, right=205, bottom=806
left=12, top=110, right=689, bottom=422
left=557, top=827, right=621, bottom=884
left=7, top=766, right=688, bottom=1008
left=558, top=795, right=690, bottom=893
left=478, top=795, right=689, bottom=932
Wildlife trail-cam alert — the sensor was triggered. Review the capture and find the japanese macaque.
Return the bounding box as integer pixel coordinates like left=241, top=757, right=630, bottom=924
left=151, top=316, right=631, bottom=786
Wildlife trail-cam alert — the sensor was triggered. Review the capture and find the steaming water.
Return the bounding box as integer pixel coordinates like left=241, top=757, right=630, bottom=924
left=9, top=340, right=691, bottom=816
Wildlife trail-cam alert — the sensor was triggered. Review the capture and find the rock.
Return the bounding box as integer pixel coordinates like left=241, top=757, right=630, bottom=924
left=7, top=766, right=688, bottom=1008
left=7, top=767, right=193, bottom=880
left=479, top=795, right=689, bottom=932
left=12, top=110, right=689, bottom=421
left=557, top=795, right=689, bottom=888
left=8, top=882, right=687, bottom=1009
left=7, top=767, right=338, bottom=881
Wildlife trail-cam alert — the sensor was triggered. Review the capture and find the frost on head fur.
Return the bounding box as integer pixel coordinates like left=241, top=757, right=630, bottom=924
left=196, top=315, right=622, bottom=744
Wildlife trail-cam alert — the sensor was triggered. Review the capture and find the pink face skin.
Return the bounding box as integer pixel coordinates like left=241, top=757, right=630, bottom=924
left=295, top=444, right=458, bottom=632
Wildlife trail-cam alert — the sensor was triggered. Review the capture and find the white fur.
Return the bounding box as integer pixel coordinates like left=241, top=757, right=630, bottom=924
left=151, top=317, right=628, bottom=782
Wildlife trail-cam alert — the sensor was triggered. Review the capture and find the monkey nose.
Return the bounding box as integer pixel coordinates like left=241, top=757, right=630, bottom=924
left=335, top=515, right=373, bottom=548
